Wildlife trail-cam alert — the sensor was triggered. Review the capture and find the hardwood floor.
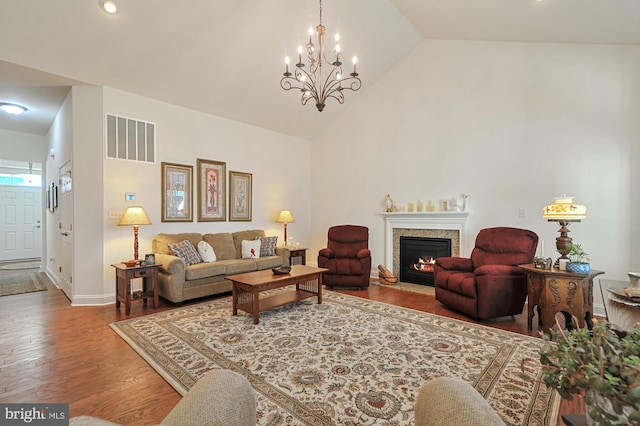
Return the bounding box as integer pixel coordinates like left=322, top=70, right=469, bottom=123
left=0, top=273, right=582, bottom=425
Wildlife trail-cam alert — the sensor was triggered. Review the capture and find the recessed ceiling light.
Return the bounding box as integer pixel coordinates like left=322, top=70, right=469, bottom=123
left=0, top=103, right=28, bottom=115
left=99, top=0, right=118, bottom=14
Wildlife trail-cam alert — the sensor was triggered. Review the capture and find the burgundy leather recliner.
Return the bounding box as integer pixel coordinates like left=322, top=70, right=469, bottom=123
left=434, top=227, right=538, bottom=320
left=318, top=225, right=372, bottom=288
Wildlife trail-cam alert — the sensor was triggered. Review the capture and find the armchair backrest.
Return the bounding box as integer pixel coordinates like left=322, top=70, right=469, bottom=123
left=326, top=225, right=369, bottom=258
left=471, top=227, right=538, bottom=269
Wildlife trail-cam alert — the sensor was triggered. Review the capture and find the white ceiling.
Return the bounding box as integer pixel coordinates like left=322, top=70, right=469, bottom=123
left=0, top=0, right=639, bottom=139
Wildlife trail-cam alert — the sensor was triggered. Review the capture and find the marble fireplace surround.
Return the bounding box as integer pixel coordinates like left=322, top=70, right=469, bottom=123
left=380, top=212, right=470, bottom=277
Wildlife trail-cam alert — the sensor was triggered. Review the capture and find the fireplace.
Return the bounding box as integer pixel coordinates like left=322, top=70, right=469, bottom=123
left=399, top=236, right=452, bottom=286
left=381, top=211, right=470, bottom=285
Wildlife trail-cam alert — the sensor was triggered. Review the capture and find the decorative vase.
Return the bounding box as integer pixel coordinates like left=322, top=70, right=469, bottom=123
left=626, top=272, right=640, bottom=297
left=585, top=389, right=633, bottom=426
left=566, top=262, right=590, bottom=274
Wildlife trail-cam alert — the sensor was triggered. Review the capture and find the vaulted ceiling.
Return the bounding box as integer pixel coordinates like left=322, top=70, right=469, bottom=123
left=1, top=0, right=639, bottom=139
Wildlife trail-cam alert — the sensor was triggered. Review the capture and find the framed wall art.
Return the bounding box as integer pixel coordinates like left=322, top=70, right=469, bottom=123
left=161, top=162, right=193, bottom=222
left=229, top=171, right=252, bottom=222
left=196, top=158, right=226, bottom=222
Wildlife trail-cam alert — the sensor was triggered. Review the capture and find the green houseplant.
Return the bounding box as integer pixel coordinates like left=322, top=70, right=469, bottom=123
left=537, top=319, right=640, bottom=425
left=566, top=243, right=591, bottom=273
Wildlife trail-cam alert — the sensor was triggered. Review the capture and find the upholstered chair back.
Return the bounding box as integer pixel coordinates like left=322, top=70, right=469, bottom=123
left=326, top=225, right=369, bottom=258
left=471, top=227, right=539, bottom=269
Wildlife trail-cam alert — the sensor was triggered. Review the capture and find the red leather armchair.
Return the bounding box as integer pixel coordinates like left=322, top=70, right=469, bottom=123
left=318, top=225, right=372, bottom=288
left=434, top=227, right=538, bottom=320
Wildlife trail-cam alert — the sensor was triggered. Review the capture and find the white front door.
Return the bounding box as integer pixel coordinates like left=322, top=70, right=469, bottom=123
left=0, top=185, right=42, bottom=261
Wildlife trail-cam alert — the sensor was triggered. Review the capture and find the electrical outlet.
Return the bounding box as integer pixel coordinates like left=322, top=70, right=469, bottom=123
left=518, top=208, right=527, bottom=218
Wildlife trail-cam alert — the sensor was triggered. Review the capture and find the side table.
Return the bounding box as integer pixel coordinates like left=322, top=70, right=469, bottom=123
left=519, top=264, right=604, bottom=335
left=289, top=248, right=308, bottom=265
left=111, top=263, right=159, bottom=315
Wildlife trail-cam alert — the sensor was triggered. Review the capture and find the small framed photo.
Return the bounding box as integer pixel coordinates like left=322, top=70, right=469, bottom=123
left=161, top=162, right=193, bottom=222
left=229, top=171, right=252, bottom=222
left=196, top=158, right=226, bottom=222
left=144, top=253, right=156, bottom=265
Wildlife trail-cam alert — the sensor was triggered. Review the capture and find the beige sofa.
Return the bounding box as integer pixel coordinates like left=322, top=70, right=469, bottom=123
left=152, top=230, right=289, bottom=303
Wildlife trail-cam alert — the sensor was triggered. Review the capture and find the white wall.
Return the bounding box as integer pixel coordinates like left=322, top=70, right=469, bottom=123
left=311, top=40, right=640, bottom=308
left=46, top=91, right=73, bottom=285
left=0, top=128, right=47, bottom=162
left=98, top=88, right=312, bottom=303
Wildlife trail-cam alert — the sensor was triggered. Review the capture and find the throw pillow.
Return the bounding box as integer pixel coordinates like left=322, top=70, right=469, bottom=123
left=259, top=236, right=278, bottom=256
left=197, top=241, right=217, bottom=262
left=241, top=239, right=261, bottom=259
left=168, top=240, right=203, bottom=266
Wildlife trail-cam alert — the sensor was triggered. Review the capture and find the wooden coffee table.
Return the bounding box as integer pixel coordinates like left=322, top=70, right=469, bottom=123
left=227, top=265, right=328, bottom=324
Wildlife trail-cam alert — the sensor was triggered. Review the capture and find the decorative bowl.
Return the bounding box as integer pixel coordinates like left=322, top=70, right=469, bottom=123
left=566, top=262, right=590, bottom=274
left=272, top=266, right=291, bottom=275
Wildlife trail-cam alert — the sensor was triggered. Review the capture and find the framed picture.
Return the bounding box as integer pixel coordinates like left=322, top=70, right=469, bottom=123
left=196, top=158, right=226, bottom=222
left=161, top=162, right=193, bottom=222
left=229, top=171, right=252, bottom=222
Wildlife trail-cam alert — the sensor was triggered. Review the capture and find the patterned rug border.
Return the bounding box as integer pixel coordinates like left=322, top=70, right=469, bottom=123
left=111, top=290, right=560, bottom=425
left=0, top=272, right=48, bottom=297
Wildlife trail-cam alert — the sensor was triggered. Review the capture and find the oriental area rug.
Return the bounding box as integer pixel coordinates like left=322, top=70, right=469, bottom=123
left=110, top=291, right=559, bottom=426
left=0, top=273, right=47, bottom=297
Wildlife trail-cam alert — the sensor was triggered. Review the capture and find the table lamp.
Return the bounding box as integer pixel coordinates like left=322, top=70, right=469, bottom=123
left=276, top=210, right=295, bottom=247
left=118, top=206, right=152, bottom=263
left=543, top=195, right=586, bottom=266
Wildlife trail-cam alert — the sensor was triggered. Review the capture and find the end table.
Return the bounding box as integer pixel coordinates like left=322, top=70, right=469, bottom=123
left=519, top=263, right=603, bottom=335
left=289, top=247, right=308, bottom=265
left=111, top=263, right=159, bottom=315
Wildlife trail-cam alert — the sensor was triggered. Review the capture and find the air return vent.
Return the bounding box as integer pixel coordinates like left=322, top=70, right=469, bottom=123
left=105, top=114, right=156, bottom=163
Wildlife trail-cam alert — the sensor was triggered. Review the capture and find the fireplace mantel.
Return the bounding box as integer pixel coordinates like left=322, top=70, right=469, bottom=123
left=380, top=212, right=470, bottom=273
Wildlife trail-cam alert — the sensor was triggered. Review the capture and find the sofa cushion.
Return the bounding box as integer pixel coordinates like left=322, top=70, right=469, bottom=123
left=203, top=233, right=236, bottom=260
left=259, top=236, right=278, bottom=256
left=255, top=256, right=284, bottom=269
left=233, top=230, right=266, bottom=258
left=169, top=240, right=203, bottom=266
left=197, top=241, right=217, bottom=262
left=220, top=259, right=257, bottom=275
left=241, top=239, right=261, bottom=259
left=185, top=262, right=226, bottom=281
left=154, top=233, right=204, bottom=255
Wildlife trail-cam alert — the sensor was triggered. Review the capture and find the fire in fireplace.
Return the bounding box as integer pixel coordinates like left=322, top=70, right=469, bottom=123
left=399, top=236, right=452, bottom=286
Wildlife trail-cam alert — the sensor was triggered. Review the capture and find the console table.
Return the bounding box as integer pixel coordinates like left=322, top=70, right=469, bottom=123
left=112, top=263, right=159, bottom=315
left=519, top=264, right=603, bottom=335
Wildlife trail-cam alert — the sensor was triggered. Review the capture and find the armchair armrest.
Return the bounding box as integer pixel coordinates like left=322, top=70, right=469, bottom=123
left=474, top=264, right=524, bottom=276
left=435, top=257, right=473, bottom=272
left=318, top=248, right=335, bottom=259
left=357, top=248, right=371, bottom=259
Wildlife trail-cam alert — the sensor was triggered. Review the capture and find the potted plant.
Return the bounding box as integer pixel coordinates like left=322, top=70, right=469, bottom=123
left=536, top=319, right=640, bottom=425
left=566, top=243, right=591, bottom=273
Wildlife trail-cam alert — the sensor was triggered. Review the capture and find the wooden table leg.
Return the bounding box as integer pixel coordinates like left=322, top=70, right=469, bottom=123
left=317, top=273, right=323, bottom=304
left=232, top=283, right=238, bottom=316
left=252, top=288, right=260, bottom=325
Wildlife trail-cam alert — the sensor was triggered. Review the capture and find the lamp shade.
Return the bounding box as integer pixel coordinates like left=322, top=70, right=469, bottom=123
left=543, top=195, right=586, bottom=221
left=276, top=210, right=295, bottom=224
left=118, top=206, right=152, bottom=226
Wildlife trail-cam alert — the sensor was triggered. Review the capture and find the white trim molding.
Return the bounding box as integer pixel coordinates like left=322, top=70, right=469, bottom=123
left=380, top=212, right=470, bottom=272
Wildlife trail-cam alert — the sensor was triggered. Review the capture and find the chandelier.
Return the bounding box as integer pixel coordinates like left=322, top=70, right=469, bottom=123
left=280, top=0, right=361, bottom=112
